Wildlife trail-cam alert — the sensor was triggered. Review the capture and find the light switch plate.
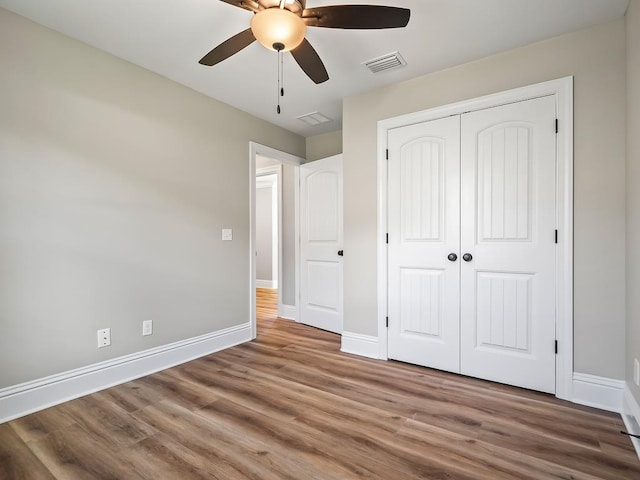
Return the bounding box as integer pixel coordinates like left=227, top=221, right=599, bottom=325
left=222, top=229, right=233, bottom=241
left=142, top=320, right=153, bottom=336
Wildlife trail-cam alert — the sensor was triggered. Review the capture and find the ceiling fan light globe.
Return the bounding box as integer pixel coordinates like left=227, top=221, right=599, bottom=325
left=250, top=8, right=306, bottom=52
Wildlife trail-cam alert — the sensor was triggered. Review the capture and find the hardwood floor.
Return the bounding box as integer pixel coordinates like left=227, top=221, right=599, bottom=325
left=256, top=287, right=278, bottom=322
left=1, top=287, right=639, bottom=479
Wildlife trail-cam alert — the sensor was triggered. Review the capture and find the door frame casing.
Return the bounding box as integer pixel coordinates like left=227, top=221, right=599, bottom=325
left=249, top=142, right=304, bottom=339
left=376, top=77, right=574, bottom=400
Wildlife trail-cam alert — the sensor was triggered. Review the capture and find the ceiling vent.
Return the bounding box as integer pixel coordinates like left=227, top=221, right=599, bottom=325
left=297, top=111, right=333, bottom=126
left=363, top=51, right=407, bottom=74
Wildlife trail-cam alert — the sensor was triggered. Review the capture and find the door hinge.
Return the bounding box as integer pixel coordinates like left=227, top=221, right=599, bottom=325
left=555, top=229, right=558, bottom=244
left=386, top=233, right=389, bottom=244
left=386, top=149, right=389, bottom=160
left=386, top=316, right=389, bottom=328
left=555, top=340, right=558, bottom=354
left=555, top=119, right=559, bottom=134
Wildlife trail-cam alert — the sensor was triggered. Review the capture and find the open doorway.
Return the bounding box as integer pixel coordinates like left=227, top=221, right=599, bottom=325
left=256, top=166, right=280, bottom=324
left=249, top=142, right=304, bottom=339
left=255, top=172, right=279, bottom=291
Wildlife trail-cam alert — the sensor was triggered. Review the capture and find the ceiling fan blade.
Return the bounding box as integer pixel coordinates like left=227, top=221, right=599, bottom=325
left=302, top=5, right=410, bottom=29
left=291, top=38, right=329, bottom=84
left=199, top=28, right=256, bottom=66
left=218, top=0, right=260, bottom=13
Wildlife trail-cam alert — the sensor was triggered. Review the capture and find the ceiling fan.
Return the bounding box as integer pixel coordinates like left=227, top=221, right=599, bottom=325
left=199, top=0, right=411, bottom=84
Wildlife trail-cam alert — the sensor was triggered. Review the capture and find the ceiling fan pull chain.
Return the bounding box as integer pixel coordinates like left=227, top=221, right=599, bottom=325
left=273, top=42, right=286, bottom=115
left=276, top=49, right=281, bottom=114
left=280, top=48, right=285, bottom=98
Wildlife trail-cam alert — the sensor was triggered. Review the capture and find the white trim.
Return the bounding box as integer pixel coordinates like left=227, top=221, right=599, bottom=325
left=272, top=173, right=279, bottom=290
left=341, top=332, right=381, bottom=359
left=623, top=386, right=640, bottom=459
left=278, top=304, right=297, bottom=321
left=377, top=119, right=389, bottom=361
left=376, top=77, right=574, bottom=400
left=294, top=166, right=300, bottom=323
left=255, top=173, right=277, bottom=188
left=250, top=142, right=304, bottom=339
left=256, top=280, right=277, bottom=289
left=0, top=323, right=251, bottom=423
left=571, top=373, right=624, bottom=412
left=555, top=77, right=574, bottom=401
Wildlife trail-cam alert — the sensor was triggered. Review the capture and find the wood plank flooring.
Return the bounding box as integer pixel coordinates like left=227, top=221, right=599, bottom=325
left=1, top=287, right=639, bottom=479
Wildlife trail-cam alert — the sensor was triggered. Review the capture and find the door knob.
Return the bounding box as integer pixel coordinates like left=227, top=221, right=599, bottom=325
left=463, top=253, right=473, bottom=262
left=338, top=250, right=344, bottom=256
left=447, top=253, right=458, bottom=262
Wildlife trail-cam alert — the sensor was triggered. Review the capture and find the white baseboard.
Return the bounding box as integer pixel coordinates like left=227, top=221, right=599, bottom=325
left=623, top=385, right=640, bottom=459
left=571, top=373, right=624, bottom=413
left=341, top=331, right=381, bottom=360
left=278, top=304, right=296, bottom=321
left=0, top=322, right=252, bottom=423
left=256, top=280, right=277, bottom=289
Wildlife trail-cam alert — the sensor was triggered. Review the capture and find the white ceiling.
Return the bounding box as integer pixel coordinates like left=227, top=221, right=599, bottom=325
left=0, top=0, right=629, bottom=137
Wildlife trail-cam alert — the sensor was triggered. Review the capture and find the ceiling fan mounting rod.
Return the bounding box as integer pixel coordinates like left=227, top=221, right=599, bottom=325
left=261, top=0, right=305, bottom=13
left=240, top=0, right=261, bottom=11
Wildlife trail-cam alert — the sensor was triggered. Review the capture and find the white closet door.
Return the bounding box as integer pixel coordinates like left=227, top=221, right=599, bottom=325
left=299, top=155, right=343, bottom=334
left=387, top=116, right=461, bottom=373
left=460, top=96, right=557, bottom=393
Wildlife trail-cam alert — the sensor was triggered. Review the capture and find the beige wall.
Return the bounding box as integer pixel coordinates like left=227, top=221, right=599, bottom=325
left=627, top=0, right=640, bottom=403
left=343, top=20, right=627, bottom=379
left=306, top=130, right=343, bottom=162
left=0, top=8, right=304, bottom=388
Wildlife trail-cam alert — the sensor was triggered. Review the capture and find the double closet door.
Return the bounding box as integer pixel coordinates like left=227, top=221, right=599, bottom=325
left=387, top=96, right=557, bottom=394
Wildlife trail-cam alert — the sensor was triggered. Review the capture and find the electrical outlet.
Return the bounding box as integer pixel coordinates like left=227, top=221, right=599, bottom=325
left=635, top=358, right=640, bottom=386
left=142, top=320, right=153, bottom=336
left=97, top=328, right=111, bottom=348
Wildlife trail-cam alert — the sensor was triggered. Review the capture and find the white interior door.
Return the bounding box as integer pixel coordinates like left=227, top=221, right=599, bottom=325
left=299, top=155, right=343, bottom=334
left=386, top=96, right=557, bottom=393
left=387, top=116, right=461, bottom=372
left=460, top=96, right=557, bottom=393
